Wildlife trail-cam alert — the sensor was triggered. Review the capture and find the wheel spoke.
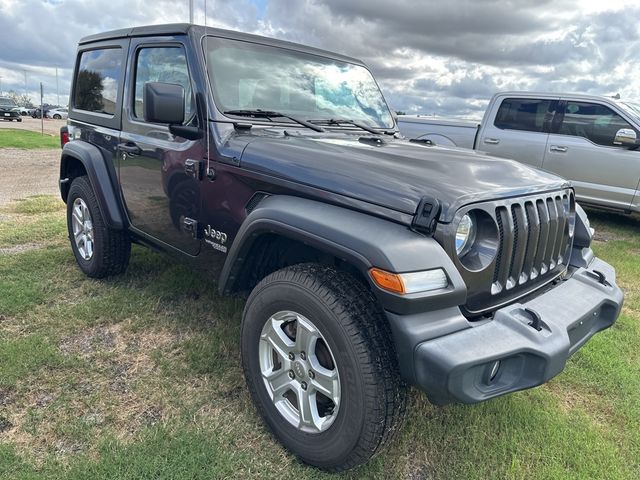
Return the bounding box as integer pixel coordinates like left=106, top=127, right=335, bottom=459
left=296, top=385, right=319, bottom=430
left=310, top=366, right=339, bottom=403
left=73, top=204, right=83, bottom=223
left=72, top=211, right=83, bottom=226
left=295, top=316, right=320, bottom=354
left=261, top=318, right=294, bottom=362
left=263, top=368, right=293, bottom=398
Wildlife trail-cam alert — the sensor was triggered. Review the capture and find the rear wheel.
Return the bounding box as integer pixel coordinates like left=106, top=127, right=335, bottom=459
left=67, top=176, right=131, bottom=278
left=241, top=264, right=406, bottom=471
left=53, top=114, right=61, bottom=119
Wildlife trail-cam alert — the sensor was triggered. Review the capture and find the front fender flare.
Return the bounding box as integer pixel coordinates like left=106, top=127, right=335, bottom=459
left=219, top=195, right=466, bottom=314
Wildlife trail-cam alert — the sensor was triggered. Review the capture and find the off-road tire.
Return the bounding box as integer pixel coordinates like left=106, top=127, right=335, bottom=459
left=241, top=263, right=406, bottom=471
left=67, top=176, right=130, bottom=278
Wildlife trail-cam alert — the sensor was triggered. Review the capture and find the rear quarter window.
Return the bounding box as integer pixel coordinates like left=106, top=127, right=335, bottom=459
left=494, top=98, right=553, bottom=133
left=73, top=48, right=123, bottom=116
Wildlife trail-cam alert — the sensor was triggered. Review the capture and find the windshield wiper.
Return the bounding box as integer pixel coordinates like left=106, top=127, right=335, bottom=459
left=309, top=118, right=387, bottom=135
left=223, top=109, right=325, bottom=132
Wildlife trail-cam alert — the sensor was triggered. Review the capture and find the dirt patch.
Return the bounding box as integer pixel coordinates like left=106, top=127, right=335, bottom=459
left=0, top=148, right=60, bottom=205
left=0, top=243, right=44, bottom=255
left=3, top=322, right=191, bottom=462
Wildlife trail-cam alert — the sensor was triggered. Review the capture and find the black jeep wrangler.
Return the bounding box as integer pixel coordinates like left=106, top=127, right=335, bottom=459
left=59, top=24, right=623, bottom=471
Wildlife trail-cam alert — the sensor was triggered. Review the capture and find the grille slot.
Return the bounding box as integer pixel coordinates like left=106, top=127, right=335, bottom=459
left=491, top=192, right=572, bottom=295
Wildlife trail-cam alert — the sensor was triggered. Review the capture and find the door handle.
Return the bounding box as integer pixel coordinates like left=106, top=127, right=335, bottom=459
left=483, top=138, right=500, bottom=145
left=549, top=145, right=568, bottom=153
left=118, top=142, right=141, bottom=155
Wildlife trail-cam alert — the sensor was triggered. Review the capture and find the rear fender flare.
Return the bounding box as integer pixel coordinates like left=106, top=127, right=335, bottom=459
left=60, top=141, right=126, bottom=230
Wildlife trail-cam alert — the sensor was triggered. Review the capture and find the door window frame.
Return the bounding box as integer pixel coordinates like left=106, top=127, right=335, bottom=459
left=123, top=39, right=198, bottom=133
left=492, top=97, right=558, bottom=134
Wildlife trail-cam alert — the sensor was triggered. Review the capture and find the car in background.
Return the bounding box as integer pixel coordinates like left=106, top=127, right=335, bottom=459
left=47, top=107, right=68, bottom=119
left=31, top=104, right=58, bottom=118
left=398, top=92, right=640, bottom=214
left=0, top=97, right=22, bottom=122
left=18, top=106, right=32, bottom=116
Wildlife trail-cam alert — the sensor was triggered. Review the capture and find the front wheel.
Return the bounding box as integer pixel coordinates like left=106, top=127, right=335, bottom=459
left=241, top=264, right=406, bottom=471
left=53, top=114, right=61, bottom=119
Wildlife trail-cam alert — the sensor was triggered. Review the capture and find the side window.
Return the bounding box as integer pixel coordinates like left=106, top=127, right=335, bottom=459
left=74, top=48, right=123, bottom=115
left=494, top=98, right=553, bottom=133
left=133, top=46, right=194, bottom=122
left=558, top=101, right=636, bottom=147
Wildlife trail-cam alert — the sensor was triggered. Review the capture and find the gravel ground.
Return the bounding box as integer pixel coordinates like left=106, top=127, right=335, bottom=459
left=0, top=148, right=60, bottom=205
left=0, top=116, right=66, bottom=136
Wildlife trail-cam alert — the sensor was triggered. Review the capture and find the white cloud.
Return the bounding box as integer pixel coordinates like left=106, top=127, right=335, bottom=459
left=1, top=0, right=639, bottom=116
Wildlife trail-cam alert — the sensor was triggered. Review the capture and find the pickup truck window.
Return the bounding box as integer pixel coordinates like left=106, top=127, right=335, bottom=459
left=494, top=98, right=553, bottom=133
left=204, top=37, right=394, bottom=129
left=558, top=101, right=636, bottom=147
left=133, top=46, right=194, bottom=122
left=74, top=48, right=122, bottom=116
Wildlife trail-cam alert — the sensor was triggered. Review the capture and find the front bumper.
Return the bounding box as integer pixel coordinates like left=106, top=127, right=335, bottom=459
left=391, top=256, right=623, bottom=405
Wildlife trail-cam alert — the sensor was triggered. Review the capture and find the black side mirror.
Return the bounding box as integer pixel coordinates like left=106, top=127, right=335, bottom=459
left=143, top=82, right=185, bottom=124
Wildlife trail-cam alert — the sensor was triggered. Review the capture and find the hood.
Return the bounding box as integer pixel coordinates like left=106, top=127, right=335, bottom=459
left=238, top=131, right=568, bottom=222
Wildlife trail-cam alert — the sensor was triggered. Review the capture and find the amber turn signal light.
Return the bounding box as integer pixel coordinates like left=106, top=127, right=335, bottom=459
left=369, top=268, right=405, bottom=294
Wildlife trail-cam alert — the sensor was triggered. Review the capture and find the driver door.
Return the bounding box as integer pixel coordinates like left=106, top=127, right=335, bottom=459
left=118, top=39, right=203, bottom=255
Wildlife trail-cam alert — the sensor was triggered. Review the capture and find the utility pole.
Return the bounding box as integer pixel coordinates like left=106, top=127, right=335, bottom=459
left=189, top=0, right=194, bottom=23
left=55, top=67, right=60, bottom=106
left=23, top=70, right=27, bottom=96
left=0, top=76, right=3, bottom=96
left=40, top=82, right=44, bottom=135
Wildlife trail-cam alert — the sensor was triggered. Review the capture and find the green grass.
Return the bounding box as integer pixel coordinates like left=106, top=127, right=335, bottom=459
left=0, top=197, right=638, bottom=479
left=0, top=129, right=59, bottom=149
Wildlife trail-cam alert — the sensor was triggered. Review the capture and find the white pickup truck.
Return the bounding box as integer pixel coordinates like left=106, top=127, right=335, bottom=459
left=398, top=92, right=640, bottom=214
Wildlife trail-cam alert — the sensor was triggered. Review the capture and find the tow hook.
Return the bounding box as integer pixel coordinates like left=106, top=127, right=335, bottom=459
left=590, top=270, right=610, bottom=287
left=523, top=308, right=543, bottom=332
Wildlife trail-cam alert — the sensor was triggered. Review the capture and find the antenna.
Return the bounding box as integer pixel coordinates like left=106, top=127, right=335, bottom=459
left=204, top=0, right=211, bottom=175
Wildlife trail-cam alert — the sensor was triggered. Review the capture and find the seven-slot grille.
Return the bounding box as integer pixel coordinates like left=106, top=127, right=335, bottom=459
left=491, top=190, right=574, bottom=295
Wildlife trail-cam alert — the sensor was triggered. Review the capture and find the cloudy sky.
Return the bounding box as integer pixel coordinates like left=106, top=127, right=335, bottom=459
left=0, top=0, right=638, bottom=118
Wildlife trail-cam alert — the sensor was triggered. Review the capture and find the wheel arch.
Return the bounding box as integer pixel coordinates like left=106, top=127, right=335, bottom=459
left=60, top=141, right=127, bottom=230
left=219, top=195, right=467, bottom=314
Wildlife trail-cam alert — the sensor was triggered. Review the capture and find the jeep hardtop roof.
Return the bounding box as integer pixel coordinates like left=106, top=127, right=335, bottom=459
left=79, top=23, right=363, bottom=66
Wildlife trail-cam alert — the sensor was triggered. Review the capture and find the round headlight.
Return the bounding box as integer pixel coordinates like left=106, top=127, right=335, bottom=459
left=455, top=213, right=476, bottom=257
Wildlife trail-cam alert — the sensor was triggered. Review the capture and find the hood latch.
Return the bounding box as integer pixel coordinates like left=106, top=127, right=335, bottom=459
left=413, top=195, right=441, bottom=235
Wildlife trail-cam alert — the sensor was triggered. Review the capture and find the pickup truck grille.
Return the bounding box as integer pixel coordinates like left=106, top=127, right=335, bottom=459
left=456, top=189, right=575, bottom=315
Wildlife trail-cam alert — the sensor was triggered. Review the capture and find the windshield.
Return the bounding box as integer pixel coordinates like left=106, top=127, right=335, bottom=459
left=204, top=37, right=394, bottom=129
left=619, top=101, right=640, bottom=120
left=0, top=98, right=17, bottom=107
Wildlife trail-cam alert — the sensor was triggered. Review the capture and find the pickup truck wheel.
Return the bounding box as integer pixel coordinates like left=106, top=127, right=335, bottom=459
left=241, top=264, right=406, bottom=471
left=66, top=176, right=131, bottom=278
